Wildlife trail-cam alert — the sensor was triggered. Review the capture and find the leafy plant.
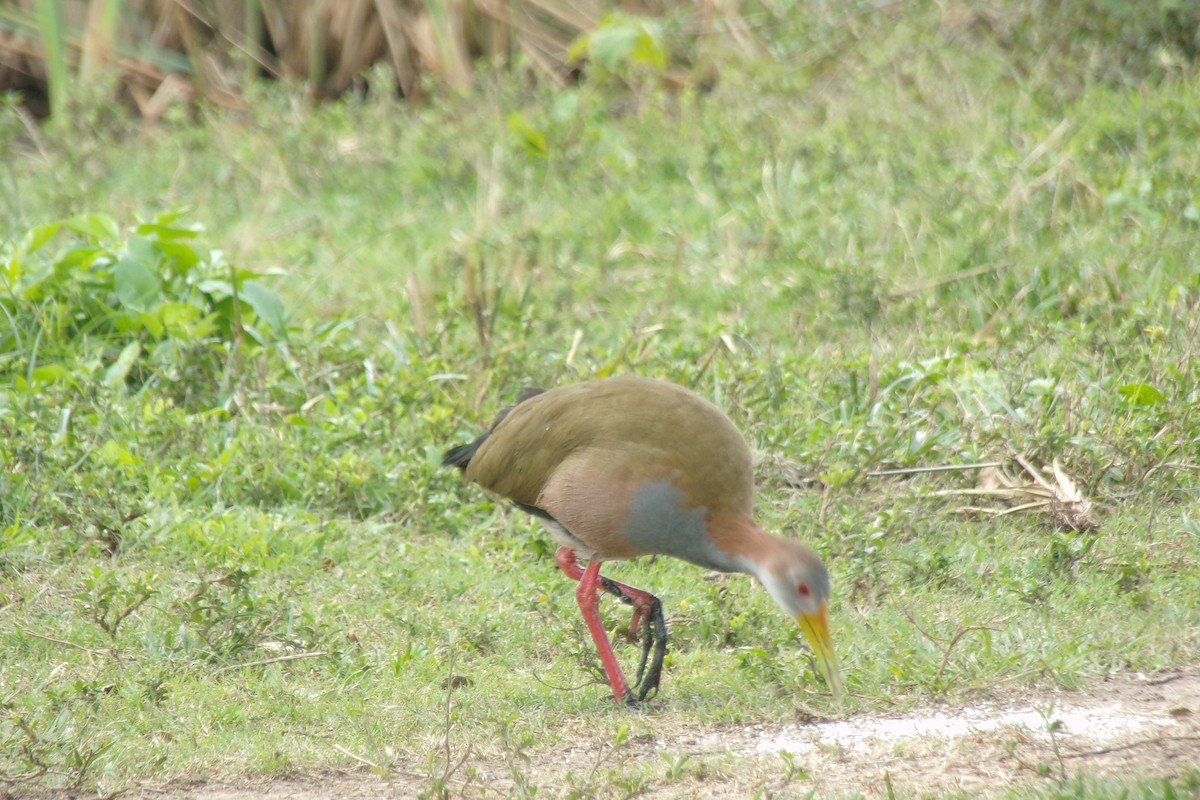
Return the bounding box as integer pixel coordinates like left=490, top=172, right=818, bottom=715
left=74, top=565, right=160, bottom=640
left=567, top=13, right=668, bottom=85
left=1, top=212, right=286, bottom=405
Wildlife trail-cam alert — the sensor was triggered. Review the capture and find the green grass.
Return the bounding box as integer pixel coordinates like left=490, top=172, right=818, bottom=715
left=2, top=2, right=1200, bottom=797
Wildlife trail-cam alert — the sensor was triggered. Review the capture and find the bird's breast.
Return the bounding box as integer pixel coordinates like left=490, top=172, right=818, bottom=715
left=624, top=480, right=743, bottom=573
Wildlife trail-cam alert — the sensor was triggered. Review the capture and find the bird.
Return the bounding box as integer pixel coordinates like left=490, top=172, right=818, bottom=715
left=443, top=375, right=842, bottom=707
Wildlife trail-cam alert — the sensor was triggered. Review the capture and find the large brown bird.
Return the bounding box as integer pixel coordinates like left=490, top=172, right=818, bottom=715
left=443, top=375, right=841, bottom=707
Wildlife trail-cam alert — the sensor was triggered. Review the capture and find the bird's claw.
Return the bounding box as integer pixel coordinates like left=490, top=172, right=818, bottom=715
left=596, top=572, right=669, bottom=706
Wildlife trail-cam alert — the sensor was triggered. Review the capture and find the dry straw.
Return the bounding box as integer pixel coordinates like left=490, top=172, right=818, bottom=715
left=0, top=0, right=734, bottom=120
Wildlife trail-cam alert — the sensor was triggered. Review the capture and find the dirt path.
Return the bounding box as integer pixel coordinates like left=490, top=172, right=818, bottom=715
left=136, top=669, right=1199, bottom=799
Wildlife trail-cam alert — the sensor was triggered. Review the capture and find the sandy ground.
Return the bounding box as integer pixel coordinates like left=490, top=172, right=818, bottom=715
left=126, top=668, right=1199, bottom=799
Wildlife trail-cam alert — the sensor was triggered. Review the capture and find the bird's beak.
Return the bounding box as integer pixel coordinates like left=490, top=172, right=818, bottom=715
left=797, top=601, right=843, bottom=696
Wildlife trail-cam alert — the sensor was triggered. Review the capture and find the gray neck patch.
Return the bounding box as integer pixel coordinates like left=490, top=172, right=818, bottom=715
left=624, top=480, right=744, bottom=574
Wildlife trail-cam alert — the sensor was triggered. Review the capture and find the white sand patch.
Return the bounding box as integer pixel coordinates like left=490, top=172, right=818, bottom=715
left=752, top=702, right=1166, bottom=755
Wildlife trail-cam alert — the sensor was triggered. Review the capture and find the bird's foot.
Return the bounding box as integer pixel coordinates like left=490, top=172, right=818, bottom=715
left=619, top=690, right=666, bottom=712
left=598, top=575, right=669, bottom=701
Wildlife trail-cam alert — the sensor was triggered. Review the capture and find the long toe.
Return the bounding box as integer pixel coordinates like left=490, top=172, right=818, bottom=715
left=636, top=601, right=669, bottom=701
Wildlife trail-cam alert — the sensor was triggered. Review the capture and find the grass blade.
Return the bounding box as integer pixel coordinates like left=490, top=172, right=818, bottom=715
left=80, top=0, right=123, bottom=81
left=34, top=0, right=68, bottom=119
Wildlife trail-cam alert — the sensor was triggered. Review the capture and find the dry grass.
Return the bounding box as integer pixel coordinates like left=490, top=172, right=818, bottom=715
left=939, top=457, right=1101, bottom=533
left=0, top=0, right=729, bottom=119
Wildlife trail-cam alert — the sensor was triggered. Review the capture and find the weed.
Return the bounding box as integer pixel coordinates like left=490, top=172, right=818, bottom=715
left=1036, top=703, right=1069, bottom=784
left=74, top=566, right=159, bottom=640
left=0, top=211, right=287, bottom=408
left=778, top=749, right=811, bottom=783
left=660, top=751, right=690, bottom=781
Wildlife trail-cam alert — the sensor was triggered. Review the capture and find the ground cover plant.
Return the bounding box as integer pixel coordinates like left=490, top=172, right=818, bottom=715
left=2, top=1, right=1199, bottom=797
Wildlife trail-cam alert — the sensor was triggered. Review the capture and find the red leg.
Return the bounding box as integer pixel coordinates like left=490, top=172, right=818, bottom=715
left=602, top=577, right=657, bottom=638
left=556, top=548, right=649, bottom=635
left=555, top=546, right=585, bottom=581
left=554, top=547, right=668, bottom=703
left=574, top=558, right=634, bottom=705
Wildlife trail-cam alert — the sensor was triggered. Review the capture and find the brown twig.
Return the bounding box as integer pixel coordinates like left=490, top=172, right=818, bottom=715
left=17, top=627, right=106, bottom=656
left=887, top=262, right=1008, bottom=300
left=901, top=611, right=1007, bottom=689
left=421, top=637, right=475, bottom=795
left=213, top=651, right=329, bottom=673
left=331, top=743, right=383, bottom=771
left=1062, top=735, right=1200, bottom=760
left=867, top=461, right=1002, bottom=478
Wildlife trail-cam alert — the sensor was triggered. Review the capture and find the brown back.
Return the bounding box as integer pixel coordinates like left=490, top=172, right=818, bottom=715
left=465, top=376, right=755, bottom=520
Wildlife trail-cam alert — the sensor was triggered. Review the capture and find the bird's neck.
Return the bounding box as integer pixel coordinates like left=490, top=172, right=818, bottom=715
left=706, top=515, right=789, bottom=579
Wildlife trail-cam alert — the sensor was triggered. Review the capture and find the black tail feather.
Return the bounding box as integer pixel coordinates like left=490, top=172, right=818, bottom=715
left=442, top=385, right=547, bottom=472
left=442, top=435, right=487, bottom=471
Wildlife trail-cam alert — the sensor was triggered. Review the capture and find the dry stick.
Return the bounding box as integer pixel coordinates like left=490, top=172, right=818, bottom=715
left=405, top=274, right=428, bottom=355
left=934, top=624, right=1001, bottom=688
left=1062, top=735, right=1200, bottom=760
left=528, top=664, right=595, bottom=693
left=1020, top=119, right=1072, bottom=170
left=213, top=651, right=329, bottom=674
left=901, top=611, right=1005, bottom=689
left=949, top=502, right=1054, bottom=518
left=102, top=590, right=155, bottom=639
left=886, top=263, right=1008, bottom=300
left=993, top=665, right=1053, bottom=687
left=1013, top=453, right=1056, bottom=494
left=1145, top=673, right=1185, bottom=687
left=331, top=743, right=383, bottom=772
left=1041, top=705, right=1068, bottom=783
left=17, top=627, right=106, bottom=656
left=867, top=461, right=1002, bottom=478
left=565, top=328, right=583, bottom=368
left=436, top=640, right=473, bottom=793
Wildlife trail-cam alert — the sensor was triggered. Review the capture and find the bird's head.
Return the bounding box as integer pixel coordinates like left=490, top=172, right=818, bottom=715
left=758, top=540, right=843, bottom=696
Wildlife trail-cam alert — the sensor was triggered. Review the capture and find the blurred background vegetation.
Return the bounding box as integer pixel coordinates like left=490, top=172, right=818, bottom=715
left=2, top=0, right=1199, bottom=120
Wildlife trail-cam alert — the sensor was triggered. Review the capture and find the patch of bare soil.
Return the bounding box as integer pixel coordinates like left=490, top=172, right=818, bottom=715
left=134, top=669, right=1200, bottom=799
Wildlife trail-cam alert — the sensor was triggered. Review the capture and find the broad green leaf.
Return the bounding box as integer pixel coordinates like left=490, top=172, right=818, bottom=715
left=566, top=33, right=590, bottom=65
left=234, top=264, right=275, bottom=282
left=3, top=256, right=20, bottom=284
left=241, top=280, right=286, bottom=337
left=1117, top=383, right=1164, bottom=405
left=103, top=341, right=141, bottom=388
left=98, top=439, right=141, bottom=466
left=630, top=27, right=666, bottom=69
left=129, top=310, right=164, bottom=338
left=507, top=112, right=549, bottom=159
left=157, top=241, right=203, bottom=274
left=30, top=363, right=72, bottom=384
left=588, top=23, right=640, bottom=71
left=149, top=209, right=189, bottom=226
left=114, top=258, right=162, bottom=311
left=550, top=90, right=580, bottom=122
left=64, top=213, right=119, bottom=242
left=54, top=246, right=108, bottom=276
left=134, top=222, right=200, bottom=241
left=52, top=405, right=72, bottom=447
left=197, top=278, right=235, bottom=298
left=576, top=15, right=664, bottom=73
left=158, top=302, right=214, bottom=339
left=23, top=222, right=61, bottom=254
left=126, top=236, right=162, bottom=270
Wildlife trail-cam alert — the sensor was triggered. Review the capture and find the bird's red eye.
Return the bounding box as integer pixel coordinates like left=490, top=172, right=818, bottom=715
left=796, top=582, right=812, bottom=597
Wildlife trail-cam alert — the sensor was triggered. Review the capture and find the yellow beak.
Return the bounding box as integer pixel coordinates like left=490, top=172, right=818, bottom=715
left=797, top=600, right=843, bottom=696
